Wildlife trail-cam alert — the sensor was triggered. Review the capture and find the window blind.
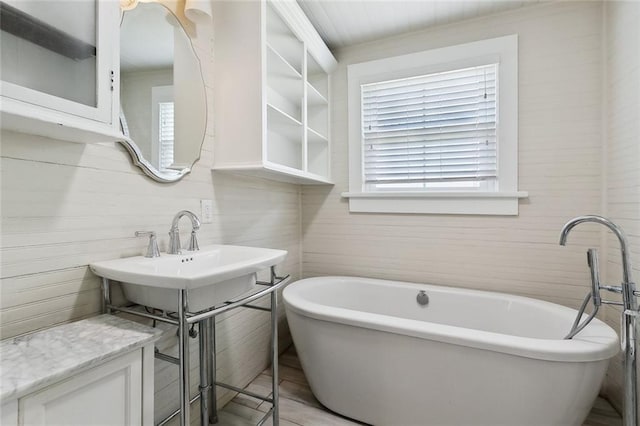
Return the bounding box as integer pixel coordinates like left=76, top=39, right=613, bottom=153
left=158, top=101, right=174, bottom=170
left=361, top=64, right=498, bottom=188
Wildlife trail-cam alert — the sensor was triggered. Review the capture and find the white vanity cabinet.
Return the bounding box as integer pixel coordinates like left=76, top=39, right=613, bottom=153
left=212, top=0, right=337, bottom=184
left=0, top=0, right=121, bottom=143
left=0, top=315, right=160, bottom=426
left=19, top=350, right=146, bottom=426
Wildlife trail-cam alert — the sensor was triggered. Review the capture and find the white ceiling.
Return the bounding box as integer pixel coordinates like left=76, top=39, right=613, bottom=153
left=297, top=0, right=543, bottom=50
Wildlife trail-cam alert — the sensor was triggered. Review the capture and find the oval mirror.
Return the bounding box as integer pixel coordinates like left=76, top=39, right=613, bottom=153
left=119, top=2, right=206, bottom=182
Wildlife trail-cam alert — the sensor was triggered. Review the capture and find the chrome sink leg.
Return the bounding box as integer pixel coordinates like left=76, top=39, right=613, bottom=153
left=101, top=278, right=111, bottom=314
left=199, top=320, right=210, bottom=426
left=210, top=316, right=218, bottom=424
left=271, top=286, right=279, bottom=426
left=178, top=290, right=191, bottom=426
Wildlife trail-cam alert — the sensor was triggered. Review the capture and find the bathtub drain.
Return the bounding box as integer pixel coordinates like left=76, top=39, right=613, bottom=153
left=416, top=290, right=429, bottom=307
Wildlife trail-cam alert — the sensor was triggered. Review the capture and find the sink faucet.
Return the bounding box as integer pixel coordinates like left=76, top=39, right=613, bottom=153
left=168, top=210, right=201, bottom=255
left=559, top=215, right=638, bottom=426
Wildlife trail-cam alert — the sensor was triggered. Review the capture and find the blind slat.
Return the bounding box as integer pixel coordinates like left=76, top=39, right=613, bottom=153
left=365, top=154, right=497, bottom=164
left=365, top=138, right=496, bottom=149
left=364, top=100, right=496, bottom=117
left=365, top=66, right=496, bottom=90
left=365, top=123, right=496, bottom=139
left=367, top=172, right=497, bottom=182
left=364, top=96, right=497, bottom=117
left=364, top=72, right=497, bottom=96
left=364, top=88, right=496, bottom=109
left=365, top=105, right=496, bottom=123
left=365, top=160, right=498, bottom=170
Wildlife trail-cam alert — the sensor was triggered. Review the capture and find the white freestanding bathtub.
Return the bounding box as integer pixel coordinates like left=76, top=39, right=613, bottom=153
left=283, top=276, right=619, bottom=426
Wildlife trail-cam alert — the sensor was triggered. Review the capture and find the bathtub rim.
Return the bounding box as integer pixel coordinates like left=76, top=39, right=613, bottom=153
left=283, top=276, right=619, bottom=363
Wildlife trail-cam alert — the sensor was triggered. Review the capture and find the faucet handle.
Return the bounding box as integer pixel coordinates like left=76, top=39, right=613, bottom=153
left=135, top=231, right=161, bottom=258
left=186, top=230, right=199, bottom=251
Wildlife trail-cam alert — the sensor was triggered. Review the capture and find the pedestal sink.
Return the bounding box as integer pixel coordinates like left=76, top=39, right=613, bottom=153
left=90, top=244, right=287, bottom=312
left=91, top=244, right=288, bottom=426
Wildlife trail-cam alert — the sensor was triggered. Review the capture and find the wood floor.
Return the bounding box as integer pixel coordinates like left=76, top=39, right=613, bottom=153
left=218, top=346, right=622, bottom=426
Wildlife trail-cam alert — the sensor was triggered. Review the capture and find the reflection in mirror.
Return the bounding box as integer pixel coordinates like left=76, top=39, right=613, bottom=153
left=119, top=2, right=206, bottom=182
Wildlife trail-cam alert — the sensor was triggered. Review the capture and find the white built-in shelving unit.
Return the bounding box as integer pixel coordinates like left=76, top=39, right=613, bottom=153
left=212, top=0, right=337, bottom=184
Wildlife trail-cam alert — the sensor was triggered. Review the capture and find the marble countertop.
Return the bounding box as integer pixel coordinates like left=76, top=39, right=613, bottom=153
left=0, top=314, right=162, bottom=401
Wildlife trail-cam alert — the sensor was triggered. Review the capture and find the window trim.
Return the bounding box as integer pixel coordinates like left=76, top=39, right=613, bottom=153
left=343, top=35, right=527, bottom=215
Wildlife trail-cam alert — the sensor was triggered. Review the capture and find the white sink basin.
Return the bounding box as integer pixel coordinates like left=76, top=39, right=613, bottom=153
left=90, top=245, right=287, bottom=312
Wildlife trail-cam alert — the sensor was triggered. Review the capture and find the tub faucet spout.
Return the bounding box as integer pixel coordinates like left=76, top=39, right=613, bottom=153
left=168, top=210, right=201, bottom=255
left=559, top=215, right=637, bottom=426
left=559, top=215, right=633, bottom=285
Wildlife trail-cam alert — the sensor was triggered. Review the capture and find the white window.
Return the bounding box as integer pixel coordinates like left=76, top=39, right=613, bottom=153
left=344, top=35, right=527, bottom=215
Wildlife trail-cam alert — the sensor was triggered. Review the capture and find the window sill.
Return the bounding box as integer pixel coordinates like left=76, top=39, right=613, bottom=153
left=341, top=191, right=529, bottom=215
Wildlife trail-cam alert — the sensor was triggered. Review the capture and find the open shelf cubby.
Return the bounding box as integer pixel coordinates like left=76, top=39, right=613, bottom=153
left=267, top=45, right=303, bottom=122
left=307, top=130, right=329, bottom=177
left=307, top=52, right=328, bottom=100
left=308, top=103, right=328, bottom=139
left=267, top=104, right=303, bottom=170
left=266, top=2, right=303, bottom=75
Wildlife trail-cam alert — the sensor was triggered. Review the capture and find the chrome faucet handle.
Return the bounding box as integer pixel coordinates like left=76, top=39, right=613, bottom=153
left=135, top=231, right=161, bottom=258
left=187, top=230, right=199, bottom=251
left=601, top=285, right=623, bottom=294
left=168, top=229, right=182, bottom=255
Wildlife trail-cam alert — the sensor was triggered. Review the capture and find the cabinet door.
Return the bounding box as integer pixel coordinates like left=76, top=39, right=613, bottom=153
left=0, top=0, right=117, bottom=124
left=20, top=350, right=142, bottom=426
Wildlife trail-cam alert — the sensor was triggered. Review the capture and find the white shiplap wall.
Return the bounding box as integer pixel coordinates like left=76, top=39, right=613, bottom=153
left=303, top=0, right=604, bottom=307
left=2, top=0, right=635, bottom=420
left=0, top=9, right=299, bottom=424
left=602, top=0, right=640, bottom=412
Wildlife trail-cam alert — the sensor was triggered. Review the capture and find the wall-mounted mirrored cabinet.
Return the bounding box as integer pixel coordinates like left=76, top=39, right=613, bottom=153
left=119, top=1, right=207, bottom=183
left=0, top=0, right=121, bottom=142
left=0, top=0, right=206, bottom=183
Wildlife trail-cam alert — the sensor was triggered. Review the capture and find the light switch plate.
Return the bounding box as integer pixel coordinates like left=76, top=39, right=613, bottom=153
left=201, top=199, right=213, bottom=223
